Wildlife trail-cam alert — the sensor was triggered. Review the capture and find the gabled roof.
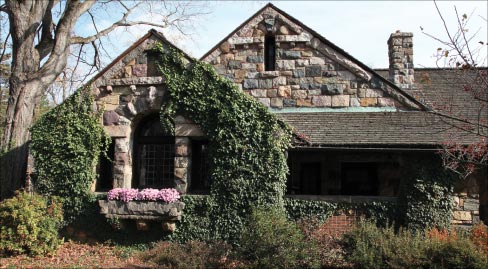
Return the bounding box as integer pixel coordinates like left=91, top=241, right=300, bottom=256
left=200, top=3, right=426, bottom=110
left=89, top=29, right=193, bottom=87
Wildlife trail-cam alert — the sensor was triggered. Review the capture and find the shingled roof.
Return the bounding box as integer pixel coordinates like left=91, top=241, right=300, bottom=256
left=280, top=68, right=487, bottom=147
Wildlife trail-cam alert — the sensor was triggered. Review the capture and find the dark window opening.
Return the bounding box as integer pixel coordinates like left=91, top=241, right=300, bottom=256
left=264, top=35, right=276, bottom=71
left=341, top=163, right=378, bottom=196
left=133, top=115, right=175, bottom=188
left=190, top=140, right=211, bottom=194
left=96, top=139, right=115, bottom=192
left=147, top=51, right=163, bottom=77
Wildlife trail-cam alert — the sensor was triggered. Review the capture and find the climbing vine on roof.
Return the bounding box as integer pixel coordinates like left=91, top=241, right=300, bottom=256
left=154, top=43, right=292, bottom=242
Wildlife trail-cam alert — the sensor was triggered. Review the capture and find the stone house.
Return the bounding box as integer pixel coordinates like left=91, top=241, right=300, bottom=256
left=90, top=3, right=486, bottom=226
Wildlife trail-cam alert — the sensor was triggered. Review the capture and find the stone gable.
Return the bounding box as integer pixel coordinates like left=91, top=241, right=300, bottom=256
left=202, top=4, right=421, bottom=110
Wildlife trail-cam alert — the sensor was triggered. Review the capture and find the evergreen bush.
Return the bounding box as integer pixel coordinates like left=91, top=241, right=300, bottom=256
left=0, top=191, right=64, bottom=256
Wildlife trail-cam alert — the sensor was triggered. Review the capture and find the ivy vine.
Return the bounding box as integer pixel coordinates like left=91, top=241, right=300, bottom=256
left=154, top=43, right=292, bottom=242
left=30, top=89, right=110, bottom=224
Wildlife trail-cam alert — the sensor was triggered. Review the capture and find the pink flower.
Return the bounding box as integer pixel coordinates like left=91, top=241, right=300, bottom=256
left=107, top=188, right=123, bottom=200
left=137, top=188, right=160, bottom=201
left=157, top=188, right=181, bottom=203
left=120, top=188, right=139, bottom=202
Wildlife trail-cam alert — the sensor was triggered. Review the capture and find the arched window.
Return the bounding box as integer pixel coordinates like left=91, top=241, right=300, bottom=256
left=133, top=115, right=174, bottom=188
left=264, top=34, right=276, bottom=71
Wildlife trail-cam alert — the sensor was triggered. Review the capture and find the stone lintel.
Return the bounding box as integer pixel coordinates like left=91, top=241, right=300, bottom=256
left=104, top=125, right=131, bottom=137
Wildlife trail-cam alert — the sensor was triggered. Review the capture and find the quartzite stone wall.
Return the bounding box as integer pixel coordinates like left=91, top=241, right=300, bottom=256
left=202, top=6, right=414, bottom=110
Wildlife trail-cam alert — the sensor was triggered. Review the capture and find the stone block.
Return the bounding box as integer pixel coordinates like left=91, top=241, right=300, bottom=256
left=276, top=60, right=295, bottom=70
left=365, top=88, right=384, bottom=97
left=297, top=99, right=312, bottom=107
left=378, top=97, right=396, bottom=107
left=281, top=71, right=293, bottom=76
left=104, top=125, right=130, bottom=138
left=283, top=99, right=296, bottom=107
left=175, top=123, right=204, bottom=137
left=175, top=157, right=189, bottom=168
left=259, top=71, right=280, bottom=78
left=270, top=98, right=283, bottom=108
left=221, top=53, right=234, bottom=62
left=242, top=63, right=257, bottom=70
left=247, top=55, right=264, bottom=63
left=175, top=144, right=188, bottom=157
left=295, top=59, right=309, bottom=67
left=292, top=90, right=308, bottom=99
left=235, top=69, right=247, bottom=80
left=308, top=89, right=321, bottom=96
left=321, top=84, right=343, bottom=95
left=350, top=97, right=360, bottom=107
left=301, top=51, right=313, bottom=57
left=228, top=60, right=242, bottom=69
left=309, top=57, right=325, bottom=65
left=220, top=42, right=231, bottom=53
left=132, top=64, right=147, bottom=77
left=278, top=86, right=291, bottom=98
left=175, top=168, right=187, bottom=181
left=103, top=111, right=120, bottom=126
left=114, top=152, right=129, bottom=165
left=243, top=79, right=259, bottom=89
left=279, top=50, right=301, bottom=59
left=115, top=138, right=129, bottom=152
left=293, top=69, right=305, bottom=78
left=272, top=76, right=287, bottom=86
left=257, top=98, right=270, bottom=107
left=360, top=97, right=378, bottom=107
left=331, top=95, right=350, bottom=107
left=278, top=25, right=289, bottom=35
left=267, top=89, right=278, bottom=98
left=452, top=211, right=472, bottom=221
left=259, top=79, right=273, bottom=89
left=464, top=198, right=479, bottom=211
left=251, top=89, right=267, bottom=97
left=312, top=96, right=331, bottom=107
left=246, top=72, right=259, bottom=79
left=305, top=65, right=322, bottom=77
left=124, top=66, right=132, bottom=78
left=162, top=222, right=176, bottom=232
left=136, top=220, right=150, bottom=231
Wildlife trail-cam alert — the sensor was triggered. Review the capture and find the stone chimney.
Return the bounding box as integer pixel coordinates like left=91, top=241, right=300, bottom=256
left=388, top=31, right=414, bottom=89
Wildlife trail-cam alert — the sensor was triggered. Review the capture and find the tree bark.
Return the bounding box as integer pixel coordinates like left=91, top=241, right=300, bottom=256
left=1, top=0, right=93, bottom=199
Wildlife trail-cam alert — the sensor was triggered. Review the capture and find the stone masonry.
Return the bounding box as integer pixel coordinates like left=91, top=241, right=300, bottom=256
left=388, top=31, right=414, bottom=89
left=202, top=6, right=420, bottom=110
left=91, top=33, right=204, bottom=194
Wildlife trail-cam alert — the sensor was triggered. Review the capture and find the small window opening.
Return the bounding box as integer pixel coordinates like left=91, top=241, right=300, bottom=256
left=96, top=138, right=115, bottom=192
left=190, top=140, right=211, bottom=194
left=264, top=34, right=276, bottom=71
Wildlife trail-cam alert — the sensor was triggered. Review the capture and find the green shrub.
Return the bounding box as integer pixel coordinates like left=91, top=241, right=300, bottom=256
left=140, top=240, right=233, bottom=268
left=0, top=191, right=64, bottom=256
left=343, top=221, right=488, bottom=269
left=426, top=238, right=488, bottom=269
left=237, top=207, right=320, bottom=269
left=343, top=221, right=427, bottom=269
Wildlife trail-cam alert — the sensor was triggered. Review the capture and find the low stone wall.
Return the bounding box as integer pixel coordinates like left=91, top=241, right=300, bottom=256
left=452, top=193, right=480, bottom=227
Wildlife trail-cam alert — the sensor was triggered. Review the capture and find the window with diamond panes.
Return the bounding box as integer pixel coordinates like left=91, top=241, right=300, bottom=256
left=134, top=115, right=175, bottom=188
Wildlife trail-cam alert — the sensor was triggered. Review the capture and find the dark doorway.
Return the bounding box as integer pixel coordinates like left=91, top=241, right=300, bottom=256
left=299, top=162, right=321, bottom=195
left=190, top=140, right=211, bottom=194
left=96, top=139, right=115, bottom=192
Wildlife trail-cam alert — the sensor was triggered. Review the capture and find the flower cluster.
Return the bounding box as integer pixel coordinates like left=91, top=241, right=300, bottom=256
left=107, top=188, right=180, bottom=203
